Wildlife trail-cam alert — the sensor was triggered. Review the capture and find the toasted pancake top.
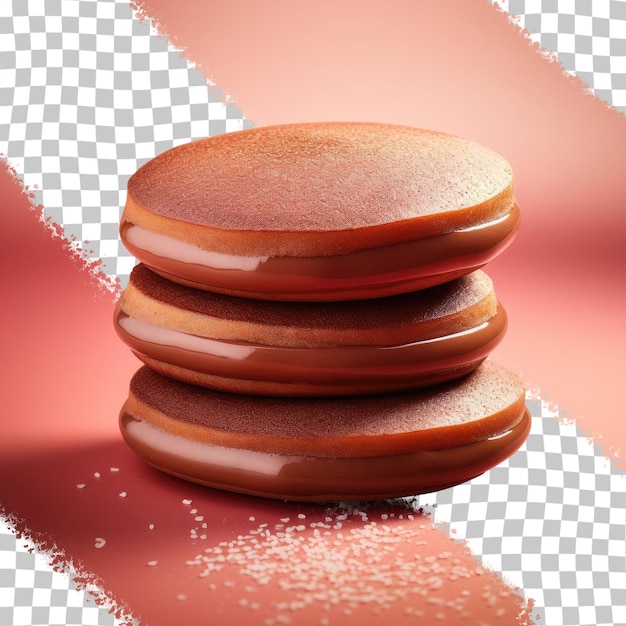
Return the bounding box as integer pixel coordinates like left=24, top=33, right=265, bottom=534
left=127, top=123, right=514, bottom=236
left=119, top=264, right=498, bottom=347
left=125, top=361, right=526, bottom=456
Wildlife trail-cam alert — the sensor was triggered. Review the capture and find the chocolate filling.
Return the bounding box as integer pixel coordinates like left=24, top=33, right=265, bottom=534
left=120, top=204, right=519, bottom=300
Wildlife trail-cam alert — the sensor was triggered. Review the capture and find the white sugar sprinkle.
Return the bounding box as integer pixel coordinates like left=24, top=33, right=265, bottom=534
left=110, top=467, right=119, bottom=472
left=118, top=491, right=127, bottom=498
left=185, top=503, right=526, bottom=623
left=76, top=484, right=86, bottom=489
left=94, top=538, right=106, bottom=549
left=182, top=499, right=192, bottom=505
left=147, top=560, right=158, bottom=567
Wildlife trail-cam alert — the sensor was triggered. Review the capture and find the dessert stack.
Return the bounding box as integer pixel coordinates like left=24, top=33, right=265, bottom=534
left=114, top=123, right=529, bottom=501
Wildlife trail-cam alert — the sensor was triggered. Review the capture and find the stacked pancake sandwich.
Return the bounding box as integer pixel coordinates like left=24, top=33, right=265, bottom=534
left=115, top=122, right=529, bottom=502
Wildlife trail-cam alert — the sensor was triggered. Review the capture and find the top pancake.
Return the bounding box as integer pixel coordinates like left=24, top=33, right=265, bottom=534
left=124, top=122, right=514, bottom=256
left=121, top=123, right=519, bottom=300
left=128, top=123, right=512, bottom=233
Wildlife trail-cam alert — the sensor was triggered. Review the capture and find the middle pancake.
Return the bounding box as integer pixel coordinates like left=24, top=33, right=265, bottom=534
left=114, top=264, right=507, bottom=396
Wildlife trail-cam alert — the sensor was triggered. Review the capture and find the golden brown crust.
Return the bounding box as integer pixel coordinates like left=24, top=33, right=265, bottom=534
left=124, top=362, right=526, bottom=458
left=123, top=123, right=514, bottom=257
left=117, top=265, right=498, bottom=348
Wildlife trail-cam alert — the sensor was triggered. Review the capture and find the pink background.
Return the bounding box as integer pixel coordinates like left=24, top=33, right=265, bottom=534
left=1, top=1, right=625, bottom=623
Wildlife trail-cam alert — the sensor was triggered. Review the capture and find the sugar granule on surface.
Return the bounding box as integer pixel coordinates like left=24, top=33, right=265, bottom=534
left=184, top=503, right=535, bottom=625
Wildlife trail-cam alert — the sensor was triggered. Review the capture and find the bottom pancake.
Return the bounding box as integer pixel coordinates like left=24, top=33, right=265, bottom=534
left=120, top=410, right=530, bottom=502
left=120, top=362, right=529, bottom=502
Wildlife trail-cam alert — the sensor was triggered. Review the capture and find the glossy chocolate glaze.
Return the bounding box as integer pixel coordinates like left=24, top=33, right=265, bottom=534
left=120, top=204, right=520, bottom=301
left=119, top=408, right=531, bottom=502
left=114, top=304, right=507, bottom=396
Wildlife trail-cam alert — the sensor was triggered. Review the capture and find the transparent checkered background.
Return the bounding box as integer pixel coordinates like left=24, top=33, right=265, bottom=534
left=428, top=399, right=626, bottom=626
left=0, top=0, right=252, bottom=293
left=491, top=0, right=626, bottom=112
left=0, top=532, right=118, bottom=626
left=1, top=1, right=625, bottom=625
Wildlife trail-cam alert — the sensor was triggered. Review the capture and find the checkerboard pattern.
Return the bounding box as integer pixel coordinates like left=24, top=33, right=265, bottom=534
left=427, top=399, right=626, bottom=626
left=1, top=1, right=626, bottom=625
left=0, top=520, right=118, bottom=625
left=0, top=0, right=251, bottom=293
left=491, top=0, right=626, bottom=114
